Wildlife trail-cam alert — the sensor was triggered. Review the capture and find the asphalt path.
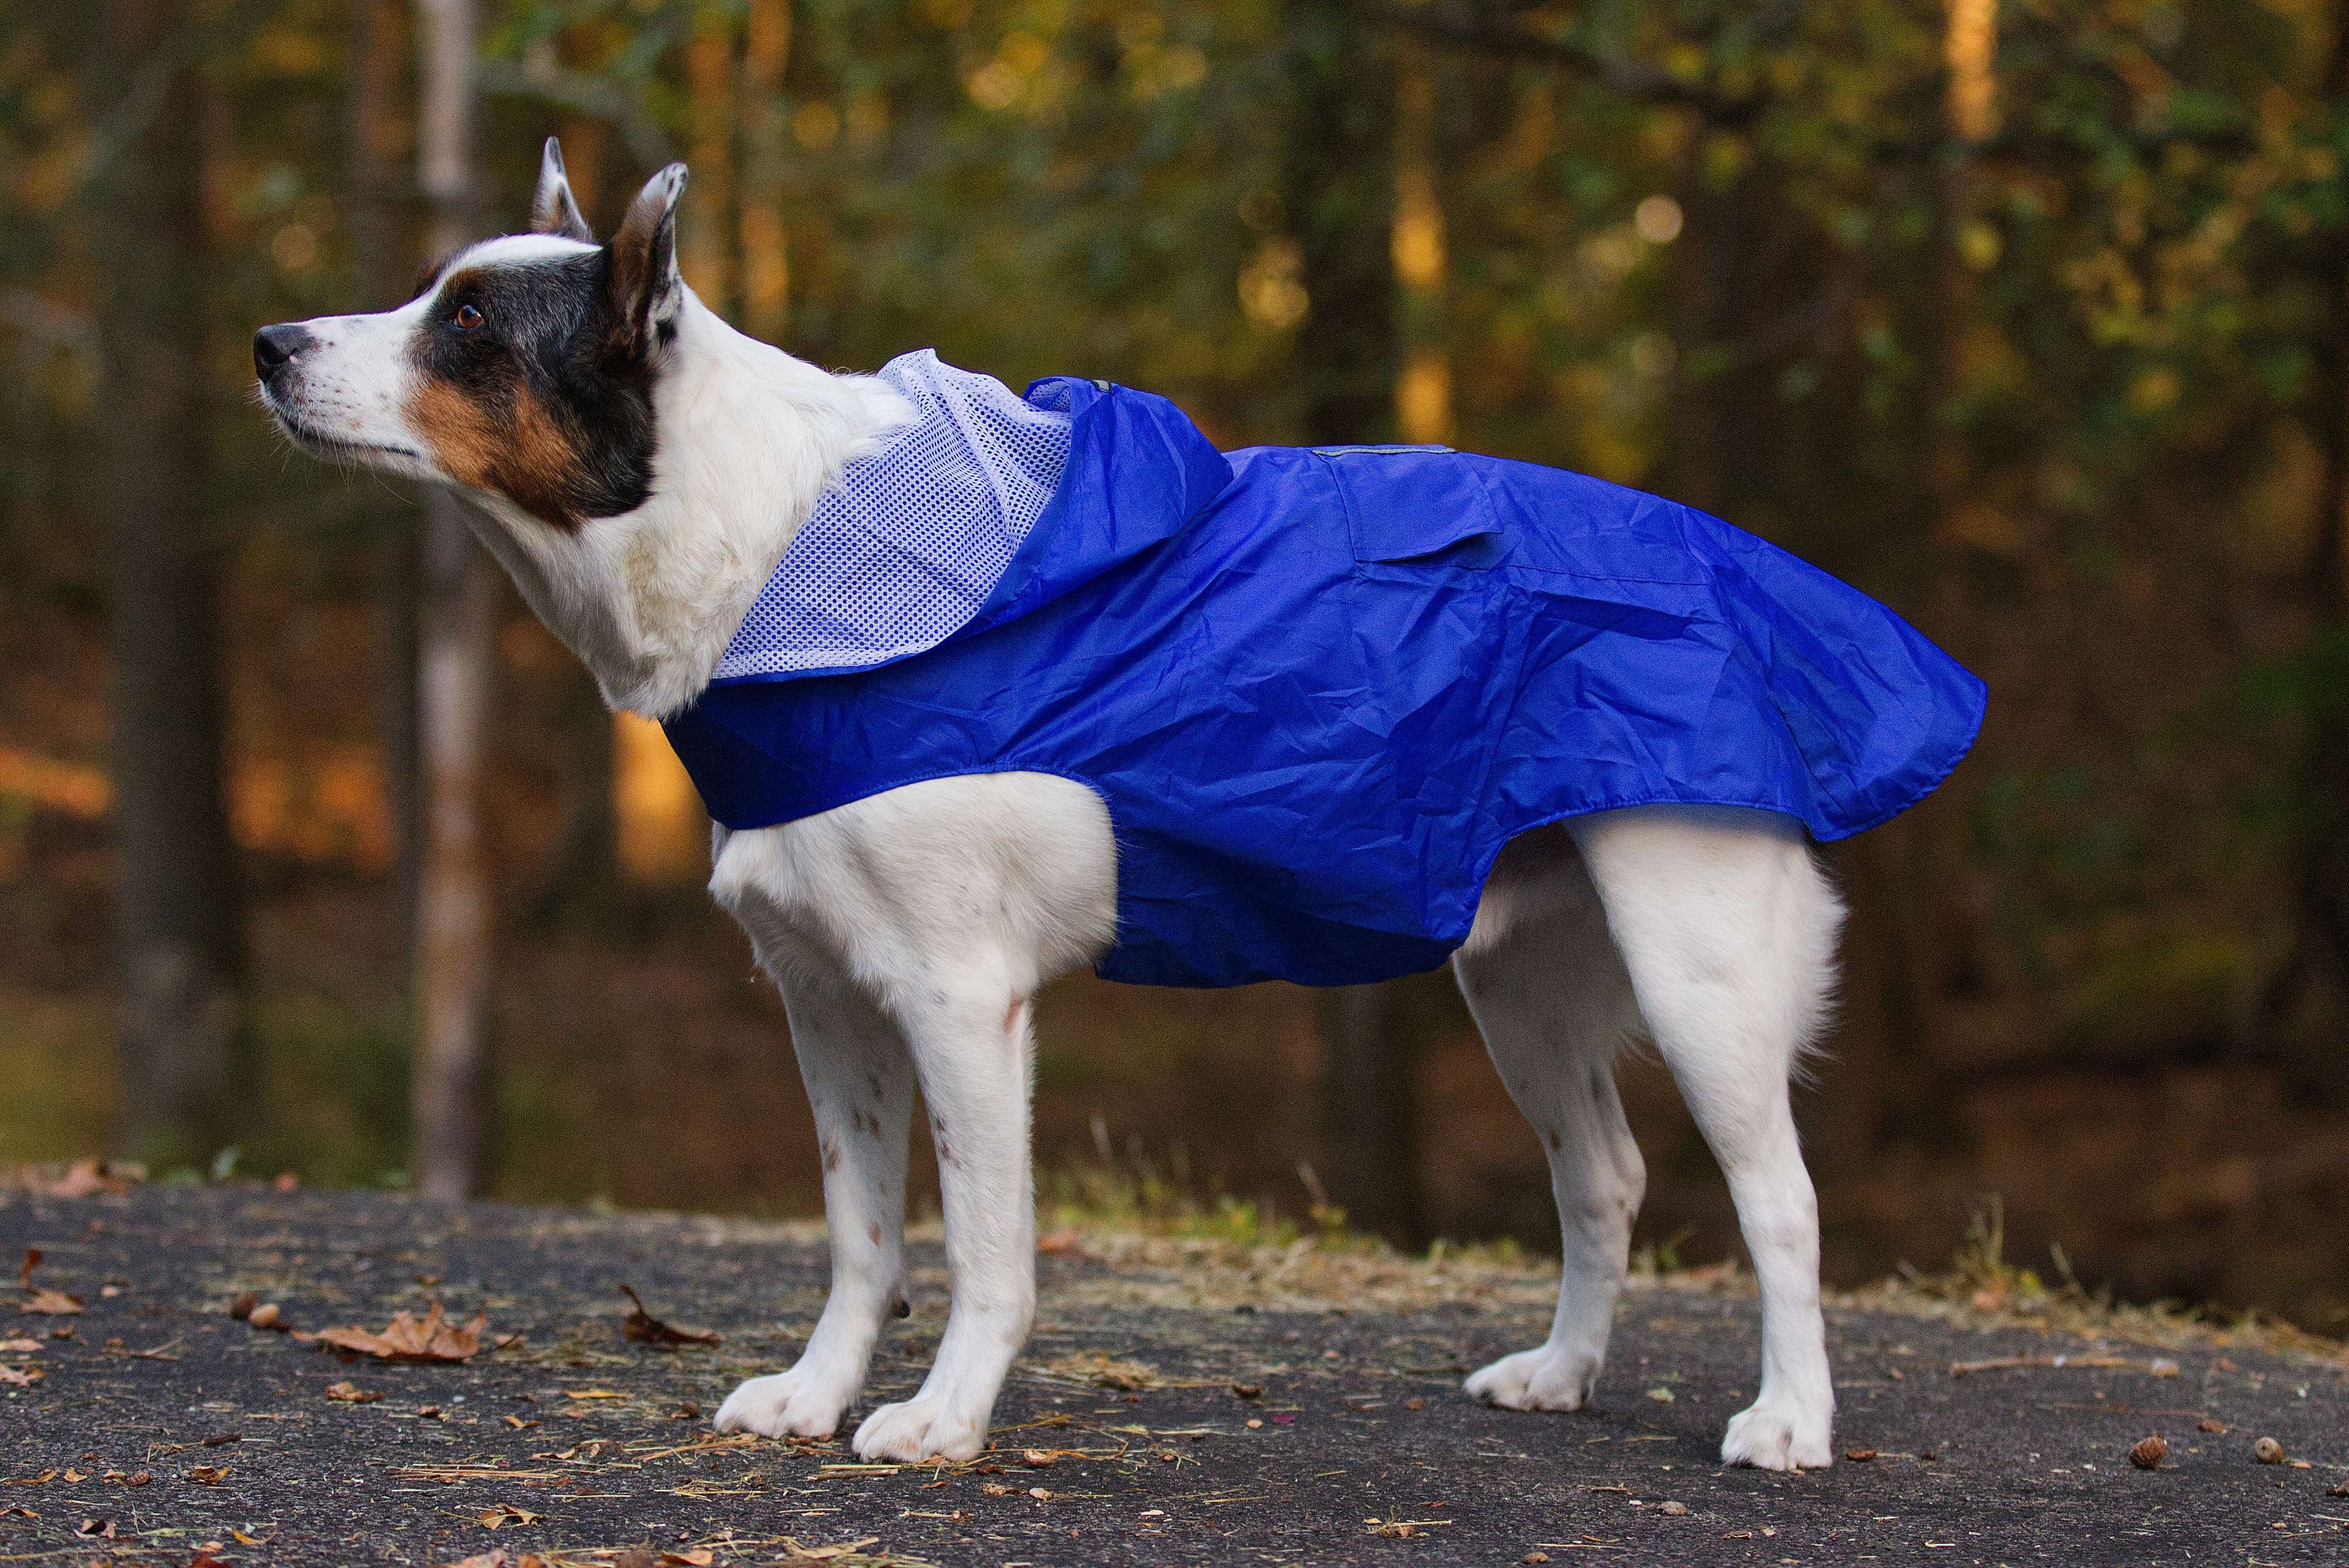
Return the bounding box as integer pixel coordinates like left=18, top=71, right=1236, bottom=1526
left=4, top=1186, right=2347, bottom=1567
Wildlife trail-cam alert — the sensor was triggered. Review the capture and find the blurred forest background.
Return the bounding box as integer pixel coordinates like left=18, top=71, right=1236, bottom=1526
left=8, top=0, right=2349, bottom=1329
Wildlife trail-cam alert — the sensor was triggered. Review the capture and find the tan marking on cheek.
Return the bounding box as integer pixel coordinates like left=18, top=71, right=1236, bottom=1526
left=407, top=376, right=584, bottom=530
left=409, top=379, right=500, bottom=492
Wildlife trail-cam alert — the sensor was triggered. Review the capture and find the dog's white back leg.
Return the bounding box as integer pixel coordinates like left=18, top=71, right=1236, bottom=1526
left=1454, top=826, right=1647, bottom=1413
left=1567, top=805, right=1844, bottom=1470
left=851, top=973, right=1038, bottom=1462
left=713, top=949, right=913, bottom=1440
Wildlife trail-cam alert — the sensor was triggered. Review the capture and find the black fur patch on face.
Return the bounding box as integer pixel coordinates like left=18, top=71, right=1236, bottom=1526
left=406, top=249, right=659, bottom=530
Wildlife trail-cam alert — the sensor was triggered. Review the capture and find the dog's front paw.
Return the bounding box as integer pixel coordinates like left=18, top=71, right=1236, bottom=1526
left=713, top=1367, right=858, bottom=1440
left=1721, top=1394, right=1833, bottom=1471
left=852, top=1397, right=986, bottom=1462
left=1464, top=1342, right=1604, bottom=1411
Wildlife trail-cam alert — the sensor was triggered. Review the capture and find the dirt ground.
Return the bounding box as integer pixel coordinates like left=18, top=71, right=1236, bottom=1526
left=4, top=1185, right=2348, bottom=1567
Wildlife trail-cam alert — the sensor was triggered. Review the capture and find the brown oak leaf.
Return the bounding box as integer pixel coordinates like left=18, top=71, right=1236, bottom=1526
left=309, top=1302, right=485, bottom=1363
left=618, top=1285, right=719, bottom=1347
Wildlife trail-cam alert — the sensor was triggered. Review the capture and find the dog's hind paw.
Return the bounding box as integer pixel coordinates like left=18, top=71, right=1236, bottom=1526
left=1464, top=1342, right=1604, bottom=1411
left=1720, top=1396, right=1833, bottom=1471
left=852, top=1397, right=987, bottom=1462
left=713, top=1368, right=858, bottom=1440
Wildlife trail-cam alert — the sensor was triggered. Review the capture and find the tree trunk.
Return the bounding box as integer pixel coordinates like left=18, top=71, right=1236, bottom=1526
left=2272, top=1, right=2349, bottom=1092
left=94, top=0, right=247, bottom=1169
left=1283, top=0, right=1396, bottom=446
left=737, top=0, right=793, bottom=344
left=1390, top=35, right=1452, bottom=446
left=350, top=0, right=422, bottom=962
left=681, top=3, right=739, bottom=320
left=1284, top=0, right=1422, bottom=1247
left=412, top=0, right=497, bottom=1199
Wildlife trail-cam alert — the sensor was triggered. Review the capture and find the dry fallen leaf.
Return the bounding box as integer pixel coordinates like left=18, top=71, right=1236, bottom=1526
left=477, top=1504, right=543, bottom=1529
left=247, top=1302, right=283, bottom=1330
left=1020, top=1448, right=1057, bottom=1469
left=618, top=1285, right=719, bottom=1347
left=659, top=1551, right=714, bottom=1566
left=2197, top=1417, right=2228, bottom=1434
left=0, top=1337, right=40, bottom=1353
left=75, top=1517, right=114, bottom=1539
left=0, top=1366, right=43, bottom=1387
left=324, top=1380, right=382, bottom=1403
left=310, top=1301, right=485, bottom=1363
left=776, top=1541, right=881, bottom=1562
left=1844, top=1448, right=1877, bottom=1463
left=183, top=1466, right=229, bottom=1485
left=45, top=1159, right=131, bottom=1199
left=16, top=1251, right=81, bottom=1317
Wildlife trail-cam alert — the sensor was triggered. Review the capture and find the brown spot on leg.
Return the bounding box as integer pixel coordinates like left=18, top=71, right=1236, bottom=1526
left=867, top=1222, right=881, bottom=1246
left=820, top=1136, right=842, bottom=1172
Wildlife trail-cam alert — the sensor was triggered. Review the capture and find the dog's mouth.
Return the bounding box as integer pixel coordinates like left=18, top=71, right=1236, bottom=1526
left=259, top=387, right=423, bottom=464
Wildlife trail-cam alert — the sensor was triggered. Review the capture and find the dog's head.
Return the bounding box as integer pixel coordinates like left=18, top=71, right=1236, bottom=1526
left=256, top=140, right=686, bottom=531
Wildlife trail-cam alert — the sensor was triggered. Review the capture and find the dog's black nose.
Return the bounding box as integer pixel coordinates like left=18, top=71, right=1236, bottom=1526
left=253, top=323, right=313, bottom=380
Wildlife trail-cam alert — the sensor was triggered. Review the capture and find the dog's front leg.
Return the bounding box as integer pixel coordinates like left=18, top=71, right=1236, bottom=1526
left=851, top=980, right=1035, bottom=1463
left=715, top=973, right=914, bottom=1440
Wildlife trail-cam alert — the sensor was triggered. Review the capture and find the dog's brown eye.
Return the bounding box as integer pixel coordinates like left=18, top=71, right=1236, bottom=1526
left=453, top=303, right=483, bottom=330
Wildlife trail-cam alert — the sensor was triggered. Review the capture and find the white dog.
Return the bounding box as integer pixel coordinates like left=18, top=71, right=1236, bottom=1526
left=253, top=144, right=1901, bottom=1472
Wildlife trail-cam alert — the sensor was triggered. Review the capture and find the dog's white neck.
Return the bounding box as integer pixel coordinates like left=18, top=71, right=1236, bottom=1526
left=458, top=290, right=913, bottom=719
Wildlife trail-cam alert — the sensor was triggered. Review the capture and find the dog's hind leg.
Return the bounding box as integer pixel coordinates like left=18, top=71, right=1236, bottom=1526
left=714, top=956, right=914, bottom=1440
left=1567, top=805, right=1844, bottom=1471
left=1455, top=826, right=1647, bottom=1413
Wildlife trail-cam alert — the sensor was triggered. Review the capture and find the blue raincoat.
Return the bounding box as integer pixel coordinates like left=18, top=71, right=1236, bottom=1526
left=666, top=371, right=1986, bottom=989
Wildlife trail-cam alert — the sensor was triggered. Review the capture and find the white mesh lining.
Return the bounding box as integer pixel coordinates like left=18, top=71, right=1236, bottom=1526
left=712, top=350, right=1074, bottom=682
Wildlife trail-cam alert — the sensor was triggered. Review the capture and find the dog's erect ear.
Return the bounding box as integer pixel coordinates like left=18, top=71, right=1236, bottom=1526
left=607, top=162, right=688, bottom=353
left=532, top=137, right=594, bottom=242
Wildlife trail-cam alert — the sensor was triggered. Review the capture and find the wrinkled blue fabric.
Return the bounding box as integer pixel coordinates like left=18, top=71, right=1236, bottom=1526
left=666, top=372, right=1986, bottom=989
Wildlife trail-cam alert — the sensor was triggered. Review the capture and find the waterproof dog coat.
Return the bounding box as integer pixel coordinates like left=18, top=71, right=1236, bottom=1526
left=666, top=352, right=1987, bottom=989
